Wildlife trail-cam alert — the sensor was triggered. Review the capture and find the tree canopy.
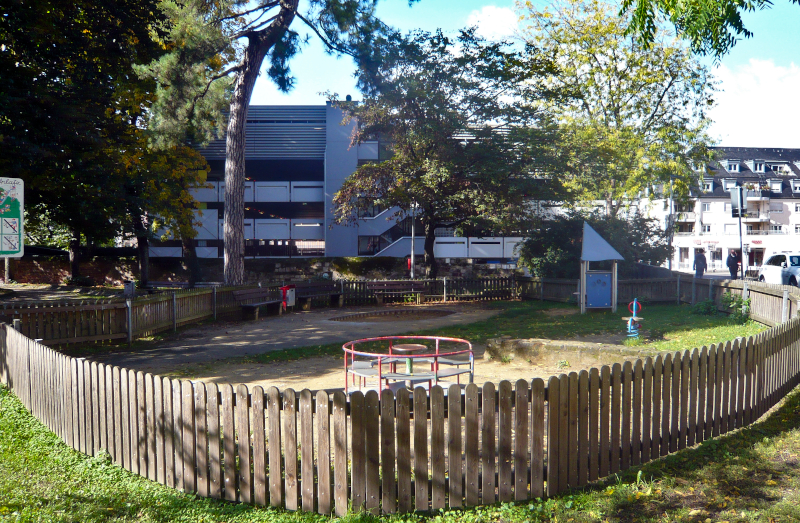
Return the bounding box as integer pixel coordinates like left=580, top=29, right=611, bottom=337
left=137, top=0, right=403, bottom=284
left=332, top=29, right=561, bottom=278
left=519, top=0, right=716, bottom=217
left=516, top=210, right=670, bottom=279
left=618, top=0, right=797, bottom=58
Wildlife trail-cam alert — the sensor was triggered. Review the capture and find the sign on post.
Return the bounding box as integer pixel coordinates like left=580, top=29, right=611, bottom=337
left=0, top=178, right=23, bottom=258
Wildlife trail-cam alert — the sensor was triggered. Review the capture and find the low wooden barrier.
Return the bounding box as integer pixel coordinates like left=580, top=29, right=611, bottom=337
left=2, top=314, right=799, bottom=513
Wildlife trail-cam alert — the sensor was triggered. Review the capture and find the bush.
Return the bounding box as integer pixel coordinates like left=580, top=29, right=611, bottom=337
left=691, top=299, right=717, bottom=316
left=62, top=275, right=94, bottom=287
left=721, top=291, right=750, bottom=325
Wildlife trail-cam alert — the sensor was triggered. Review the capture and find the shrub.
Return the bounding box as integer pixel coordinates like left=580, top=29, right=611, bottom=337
left=62, top=275, right=94, bottom=287
left=691, top=299, right=717, bottom=316
left=721, top=291, right=750, bottom=325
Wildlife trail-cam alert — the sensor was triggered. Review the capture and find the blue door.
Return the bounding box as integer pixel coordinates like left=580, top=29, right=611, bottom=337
left=586, top=272, right=612, bottom=308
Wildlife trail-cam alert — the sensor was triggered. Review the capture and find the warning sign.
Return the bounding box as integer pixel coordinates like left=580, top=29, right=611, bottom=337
left=0, top=179, right=23, bottom=257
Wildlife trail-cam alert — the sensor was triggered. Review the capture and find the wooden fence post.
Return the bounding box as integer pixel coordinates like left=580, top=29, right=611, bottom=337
left=12, top=318, right=20, bottom=331
left=782, top=290, right=789, bottom=323
left=125, top=300, right=132, bottom=345
left=691, top=278, right=696, bottom=305
left=742, top=282, right=749, bottom=316
left=676, top=276, right=681, bottom=304
left=172, top=293, right=177, bottom=332
left=213, top=287, right=217, bottom=321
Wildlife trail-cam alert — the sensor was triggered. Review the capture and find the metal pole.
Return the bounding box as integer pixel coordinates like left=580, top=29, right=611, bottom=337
left=737, top=187, right=744, bottom=280
left=668, top=179, right=674, bottom=271
left=443, top=277, right=447, bottom=302
left=410, top=205, right=415, bottom=279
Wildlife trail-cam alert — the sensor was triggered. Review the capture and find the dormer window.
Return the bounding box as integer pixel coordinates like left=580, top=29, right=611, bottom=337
left=702, top=179, right=713, bottom=192
left=753, top=160, right=765, bottom=173
left=723, top=179, right=737, bottom=192
left=726, top=160, right=740, bottom=173
left=792, top=180, right=800, bottom=193
left=770, top=163, right=788, bottom=174
left=770, top=179, right=783, bottom=192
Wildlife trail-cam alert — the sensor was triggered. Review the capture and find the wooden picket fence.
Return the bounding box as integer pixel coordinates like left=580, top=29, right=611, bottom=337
left=0, top=278, right=515, bottom=346
left=3, top=282, right=800, bottom=514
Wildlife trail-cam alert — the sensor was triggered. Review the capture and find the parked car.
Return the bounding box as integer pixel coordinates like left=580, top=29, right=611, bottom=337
left=758, top=253, right=800, bottom=285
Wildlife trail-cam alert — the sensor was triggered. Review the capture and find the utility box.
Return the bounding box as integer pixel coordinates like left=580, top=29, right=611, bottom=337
left=585, top=272, right=612, bottom=308
left=123, top=280, right=136, bottom=298
left=281, top=284, right=296, bottom=309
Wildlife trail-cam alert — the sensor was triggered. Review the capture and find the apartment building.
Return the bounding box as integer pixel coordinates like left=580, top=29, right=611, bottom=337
left=644, top=147, right=800, bottom=272
left=149, top=104, right=521, bottom=260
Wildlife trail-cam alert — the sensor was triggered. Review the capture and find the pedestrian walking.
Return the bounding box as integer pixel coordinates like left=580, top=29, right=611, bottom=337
left=693, top=249, right=707, bottom=278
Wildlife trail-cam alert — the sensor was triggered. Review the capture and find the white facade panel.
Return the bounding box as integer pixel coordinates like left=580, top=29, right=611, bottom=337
left=503, top=237, right=523, bottom=258
left=245, top=181, right=254, bottom=202
left=255, top=182, right=290, bottom=202
left=194, top=209, right=219, bottom=240
left=218, top=182, right=225, bottom=202
left=149, top=246, right=182, bottom=258
left=468, top=238, right=504, bottom=258
left=255, top=219, right=290, bottom=239
left=219, top=218, right=254, bottom=239
left=290, top=181, right=324, bottom=202
left=434, top=237, right=468, bottom=258
left=196, top=247, right=218, bottom=259
left=357, top=141, right=379, bottom=160
left=291, top=220, right=324, bottom=240
left=189, top=181, right=218, bottom=203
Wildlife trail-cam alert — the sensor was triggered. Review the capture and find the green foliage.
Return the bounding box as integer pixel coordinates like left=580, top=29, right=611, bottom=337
left=519, top=0, right=716, bottom=216
left=721, top=291, right=751, bottom=325
left=691, top=299, right=718, bottom=316
left=517, top=210, right=670, bottom=279
left=331, top=257, right=404, bottom=278
left=619, top=0, right=781, bottom=58
left=62, top=276, right=96, bottom=287
left=333, top=29, right=561, bottom=277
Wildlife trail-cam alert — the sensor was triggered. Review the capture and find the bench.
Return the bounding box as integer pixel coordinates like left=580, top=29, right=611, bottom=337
left=232, top=287, right=283, bottom=321
left=367, top=281, right=432, bottom=305
left=293, top=281, right=343, bottom=311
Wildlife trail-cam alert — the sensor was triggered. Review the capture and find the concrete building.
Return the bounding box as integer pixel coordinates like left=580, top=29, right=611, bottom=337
left=150, top=104, right=521, bottom=261
left=644, top=147, right=800, bottom=273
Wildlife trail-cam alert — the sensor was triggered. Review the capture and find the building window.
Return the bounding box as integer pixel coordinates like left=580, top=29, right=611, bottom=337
left=771, top=224, right=783, bottom=233
left=723, top=179, right=737, bottom=191
left=702, top=225, right=711, bottom=233
left=795, top=203, right=800, bottom=213
left=726, top=161, right=740, bottom=173
left=770, top=180, right=783, bottom=192
left=795, top=224, right=800, bottom=234
left=702, top=203, right=711, bottom=212
left=770, top=202, right=783, bottom=213
left=702, top=180, right=713, bottom=192
left=793, top=181, right=800, bottom=193
left=754, top=162, right=765, bottom=173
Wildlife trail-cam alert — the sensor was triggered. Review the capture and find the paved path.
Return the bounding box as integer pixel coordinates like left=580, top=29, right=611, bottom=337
left=89, top=302, right=501, bottom=375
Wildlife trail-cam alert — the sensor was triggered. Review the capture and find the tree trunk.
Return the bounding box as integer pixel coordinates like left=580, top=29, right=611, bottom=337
left=223, top=0, right=299, bottom=286
left=68, top=231, right=81, bottom=279
left=423, top=219, right=438, bottom=279
left=134, top=215, right=150, bottom=287
left=182, top=236, right=201, bottom=288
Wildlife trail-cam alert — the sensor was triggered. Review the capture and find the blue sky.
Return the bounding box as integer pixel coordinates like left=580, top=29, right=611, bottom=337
left=250, top=1, right=800, bottom=148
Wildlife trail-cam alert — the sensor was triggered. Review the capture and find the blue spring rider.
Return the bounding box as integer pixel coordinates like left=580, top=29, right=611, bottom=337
left=625, top=299, right=643, bottom=338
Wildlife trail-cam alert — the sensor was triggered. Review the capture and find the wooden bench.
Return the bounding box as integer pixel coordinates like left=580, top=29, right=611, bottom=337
left=367, top=281, right=431, bottom=305
left=232, top=287, right=283, bottom=321
left=293, top=281, right=343, bottom=311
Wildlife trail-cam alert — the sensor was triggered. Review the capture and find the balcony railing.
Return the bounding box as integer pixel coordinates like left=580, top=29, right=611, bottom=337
left=672, top=212, right=696, bottom=222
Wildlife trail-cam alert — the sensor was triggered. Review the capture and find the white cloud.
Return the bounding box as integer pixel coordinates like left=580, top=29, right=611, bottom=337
left=465, top=5, right=518, bottom=41
left=709, top=59, right=800, bottom=148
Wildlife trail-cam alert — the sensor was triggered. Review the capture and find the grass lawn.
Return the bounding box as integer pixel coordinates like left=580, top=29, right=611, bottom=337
left=3, top=379, right=800, bottom=522
left=218, top=301, right=766, bottom=367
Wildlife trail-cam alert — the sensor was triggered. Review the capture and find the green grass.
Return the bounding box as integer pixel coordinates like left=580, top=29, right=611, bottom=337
left=4, top=380, right=800, bottom=522
left=200, top=302, right=766, bottom=369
